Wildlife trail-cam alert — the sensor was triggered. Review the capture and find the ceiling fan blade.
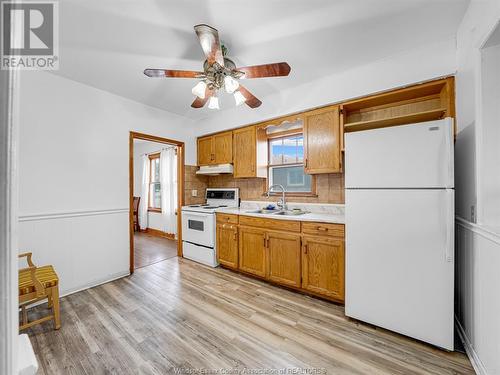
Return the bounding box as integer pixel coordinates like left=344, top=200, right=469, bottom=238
left=238, top=85, right=262, bottom=108
left=237, top=62, right=291, bottom=79
left=144, top=69, right=203, bottom=78
left=194, top=24, right=224, bottom=66
left=191, top=88, right=213, bottom=108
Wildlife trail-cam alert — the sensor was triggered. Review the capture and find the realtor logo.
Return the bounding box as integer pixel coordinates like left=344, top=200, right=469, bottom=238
left=1, top=0, right=59, bottom=70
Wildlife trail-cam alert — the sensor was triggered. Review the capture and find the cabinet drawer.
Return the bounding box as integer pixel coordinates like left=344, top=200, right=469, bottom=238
left=239, top=215, right=301, bottom=232
left=302, top=222, right=344, bottom=237
left=216, top=213, right=239, bottom=224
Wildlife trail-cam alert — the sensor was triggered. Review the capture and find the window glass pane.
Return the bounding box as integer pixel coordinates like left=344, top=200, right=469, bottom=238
left=152, top=158, right=160, bottom=182
left=296, top=136, right=304, bottom=162
left=282, top=137, right=297, bottom=163
left=271, top=165, right=311, bottom=192
left=149, top=183, right=161, bottom=208
left=270, top=138, right=283, bottom=165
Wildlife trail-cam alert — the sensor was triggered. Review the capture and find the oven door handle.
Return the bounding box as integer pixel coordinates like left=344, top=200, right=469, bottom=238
left=181, top=211, right=213, bottom=218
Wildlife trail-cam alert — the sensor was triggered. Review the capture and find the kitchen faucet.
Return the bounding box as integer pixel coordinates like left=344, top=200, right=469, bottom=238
left=266, top=184, right=287, bottom=211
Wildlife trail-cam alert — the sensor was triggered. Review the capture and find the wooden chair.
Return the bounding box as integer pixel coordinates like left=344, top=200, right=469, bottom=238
left=18, top=252, right=61, bottom=331
left=133, top=196, right=141, bottom=232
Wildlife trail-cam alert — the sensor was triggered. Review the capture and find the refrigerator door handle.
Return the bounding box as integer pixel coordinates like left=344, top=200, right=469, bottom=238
left=446, top=118, right=454, bottom=188
left=445, top=190, right=454, bottom=262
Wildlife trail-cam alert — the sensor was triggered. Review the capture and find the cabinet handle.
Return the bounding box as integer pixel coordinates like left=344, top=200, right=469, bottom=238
left=305, top=158, right=308, bottom=168
left=303, top=244, right=308, bottom=254
left=233, top=229, right=237, bottom=241
left=263, top=237, right=266, bottom=248
left=317, top=227, right=328, bottom=231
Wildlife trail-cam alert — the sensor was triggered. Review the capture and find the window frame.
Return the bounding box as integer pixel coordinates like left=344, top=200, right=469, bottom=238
left=148, top=153, right=162, bottom=212
left=266, top=131, right=317, bottom=197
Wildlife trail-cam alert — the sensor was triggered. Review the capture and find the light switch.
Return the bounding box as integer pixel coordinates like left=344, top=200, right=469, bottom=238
left=191, top=190, right=197, bottom=197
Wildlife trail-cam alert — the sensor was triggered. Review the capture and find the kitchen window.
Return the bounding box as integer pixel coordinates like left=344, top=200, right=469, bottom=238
left=148, top=153, right=161, bottom=211
left=268, top=133, right=314, bottom=194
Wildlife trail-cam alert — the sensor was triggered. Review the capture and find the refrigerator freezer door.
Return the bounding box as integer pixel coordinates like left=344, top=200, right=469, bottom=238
left=345, top=188, right=454, bottom=350
left=345, top=118, right=454, bottom=189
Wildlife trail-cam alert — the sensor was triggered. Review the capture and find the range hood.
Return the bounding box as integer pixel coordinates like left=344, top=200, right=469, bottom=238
left=196, top=164, right=233, bottom=175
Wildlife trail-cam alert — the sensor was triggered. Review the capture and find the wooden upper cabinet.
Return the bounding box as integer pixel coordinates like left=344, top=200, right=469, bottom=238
left=266, top=231, right=301, bottom=288
left=233, top=126, right=267, bottom=178
left=197, top=136, right=214, bottom=166
left=197, top=131, right=233, bottom=166
left=216, top=223, right=238, bottom=269
left=302, top=235, right=345, bottom=302
left=303, top=106, right=342, bottom=174
left=238, top=226, right=267, bottom=278
left=213, top=131, right=233, bottom=164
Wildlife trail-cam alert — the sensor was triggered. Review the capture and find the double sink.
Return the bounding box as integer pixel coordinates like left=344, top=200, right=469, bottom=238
left=246, top=209, right=307, bottom=216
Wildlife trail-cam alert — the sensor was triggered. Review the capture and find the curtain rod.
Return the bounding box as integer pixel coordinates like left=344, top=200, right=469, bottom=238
left=141, top=146, right=176, bottom=156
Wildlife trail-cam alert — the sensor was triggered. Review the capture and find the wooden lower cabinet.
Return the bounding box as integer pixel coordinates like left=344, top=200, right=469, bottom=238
left=302, top=235, right=345, bottom=301
left=267, top=231, right=301, bottom=288
left=238, top=226, right=267, bottom=278
left=216, top=223, right=238, bottom=269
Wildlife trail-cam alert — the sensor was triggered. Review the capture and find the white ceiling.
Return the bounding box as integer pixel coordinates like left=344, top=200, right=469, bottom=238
left=55, top=0, right=469, bottom=120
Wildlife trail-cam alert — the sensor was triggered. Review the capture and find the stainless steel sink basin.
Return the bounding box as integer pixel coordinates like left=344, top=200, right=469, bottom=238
left=272, top=210, right=307, bottom=216
left=246, top=209, right=279, bottom=214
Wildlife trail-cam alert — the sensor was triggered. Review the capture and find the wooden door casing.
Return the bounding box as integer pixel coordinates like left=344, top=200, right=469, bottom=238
left=233, top=127, right=256, bottom=178
left=302, top=235, right=345, bottom=301
left=238, top=226, right=266, bottom=277
left=216, top=223, right=238, bottom=269
left=197, top=136, right=214, bottom=166
left=304, top=107, right=341, bottom=174
left=266, top=231, right=301, bottom=288
left=213, top=131, right=233, bottom=164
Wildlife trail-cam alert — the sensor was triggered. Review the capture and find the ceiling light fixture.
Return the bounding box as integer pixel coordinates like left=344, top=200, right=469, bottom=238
left=234, top=90, right=246, bottom=106
left=208, top=95, right=220, bottom=110
left=191, top=81, right=207, bottom=99
left=224, top=75, right=239, bottom=94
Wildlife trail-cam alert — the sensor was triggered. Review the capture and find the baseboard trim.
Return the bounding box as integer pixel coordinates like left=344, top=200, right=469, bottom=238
left=145, top=228, right=175, bottom=240
left=455, top=316, right=487, bottom=375
left=19, top=208, right=128, bottom=222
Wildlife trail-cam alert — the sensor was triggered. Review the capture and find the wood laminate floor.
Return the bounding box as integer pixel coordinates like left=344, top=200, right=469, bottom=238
left=133, top=232, right=177, bottom=269
left=26, top=257, right=474, bottom=375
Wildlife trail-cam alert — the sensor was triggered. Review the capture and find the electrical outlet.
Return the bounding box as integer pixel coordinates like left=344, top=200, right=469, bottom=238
left=191, top=190, right=197, bottom=197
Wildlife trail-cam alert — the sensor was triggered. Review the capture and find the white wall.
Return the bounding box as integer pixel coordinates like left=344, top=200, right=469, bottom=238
left=198, top=39, right=457, bottom=135
left=455, top=1, right=500, bottom=374
left=17, top=72, right=194, bottom=296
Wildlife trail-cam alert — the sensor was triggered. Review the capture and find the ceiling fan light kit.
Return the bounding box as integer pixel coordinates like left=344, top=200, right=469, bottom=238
left=143, top=24, right=291, bottom=110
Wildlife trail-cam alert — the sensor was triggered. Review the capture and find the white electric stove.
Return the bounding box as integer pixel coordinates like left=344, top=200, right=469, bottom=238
left=181, top=188, right=239, bottom=267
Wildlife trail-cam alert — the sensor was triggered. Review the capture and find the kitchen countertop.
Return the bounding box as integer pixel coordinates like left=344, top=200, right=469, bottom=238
left=216, top=207, right=345, bottom=225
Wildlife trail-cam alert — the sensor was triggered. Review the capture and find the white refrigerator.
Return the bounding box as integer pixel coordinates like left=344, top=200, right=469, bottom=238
left=344, top=118, right=454, bottom=350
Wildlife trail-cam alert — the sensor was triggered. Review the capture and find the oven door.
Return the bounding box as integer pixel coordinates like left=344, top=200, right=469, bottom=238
left=181, top=211, right=215, bottom=248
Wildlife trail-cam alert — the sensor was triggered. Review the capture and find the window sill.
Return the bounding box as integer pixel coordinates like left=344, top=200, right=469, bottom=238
left=148, top=207, right=162, bottom=213
left=263, top=192, right=318, bottom=198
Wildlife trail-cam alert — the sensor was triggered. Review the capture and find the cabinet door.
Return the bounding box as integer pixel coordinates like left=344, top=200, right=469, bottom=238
left=216, top=223, right=238, bottom=269
left=233, top=127, right=256, bottom=178
left=302, top=235, right=345, bottom=301
left=267, top=231, right=301, bottom=288
left=214, top=131, right=233, bottom=164
left=304, top=107, right=341, bottom=174
left=239, top=226, right=266, bottom=277
left=198, top=136, right=214, bottom=166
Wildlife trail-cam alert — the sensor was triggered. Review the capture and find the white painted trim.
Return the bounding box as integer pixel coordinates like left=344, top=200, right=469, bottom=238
left=18, top=208, right=128, bottom=222
left=455, top=316, right=487, bottom=375
left=456, top=216, right=500, bottom=245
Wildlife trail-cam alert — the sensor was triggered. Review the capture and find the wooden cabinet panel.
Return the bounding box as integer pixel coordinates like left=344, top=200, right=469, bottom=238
left=214, top=131, right=233, bottom=164
left=216, top=213, right=238, bottom=225
left=302, top=222, right=344, bottom=238
left=239, top=226, right=267, bottom=277
left=304, top=107, right=341, bottom=174
left=233, top=127, right=257, bottom=178
left=217, top=223, right=238, bottom=269
left=267, top=231, right=301, bottom=288
left=238, top=215, right=301, bottom=232
left=197, top=136, right=213, bottom=166
left=302, top=235, right=344, bottom=301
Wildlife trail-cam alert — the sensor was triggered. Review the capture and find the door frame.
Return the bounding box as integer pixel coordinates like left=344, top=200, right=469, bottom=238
left=129, top=131, right=185, bottom=273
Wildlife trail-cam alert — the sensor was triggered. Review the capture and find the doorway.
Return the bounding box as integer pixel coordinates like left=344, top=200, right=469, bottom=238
left=129, top=132, right=184, bottom=273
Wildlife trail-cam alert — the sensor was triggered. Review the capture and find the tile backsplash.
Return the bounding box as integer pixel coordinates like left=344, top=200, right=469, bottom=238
left=207, top=172, right=344, bottom=204
left=184, top=165, right=208, bottom=205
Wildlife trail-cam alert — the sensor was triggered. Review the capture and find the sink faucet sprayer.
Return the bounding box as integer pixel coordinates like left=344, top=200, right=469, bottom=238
left=266, top=184, right=287, bottom=211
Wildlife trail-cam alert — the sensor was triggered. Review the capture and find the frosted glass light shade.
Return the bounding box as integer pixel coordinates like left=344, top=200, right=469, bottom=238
left=208, top=95, right=220, bottom=110
left=224, top=76, right=239, bottom=94
left=234, top=90, right=246, bottom=106
left=191, top=81, right=207, bottom=99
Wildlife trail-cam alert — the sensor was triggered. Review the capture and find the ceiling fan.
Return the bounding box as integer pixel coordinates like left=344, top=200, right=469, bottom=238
left=144, top=24, right=291, bottom=110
